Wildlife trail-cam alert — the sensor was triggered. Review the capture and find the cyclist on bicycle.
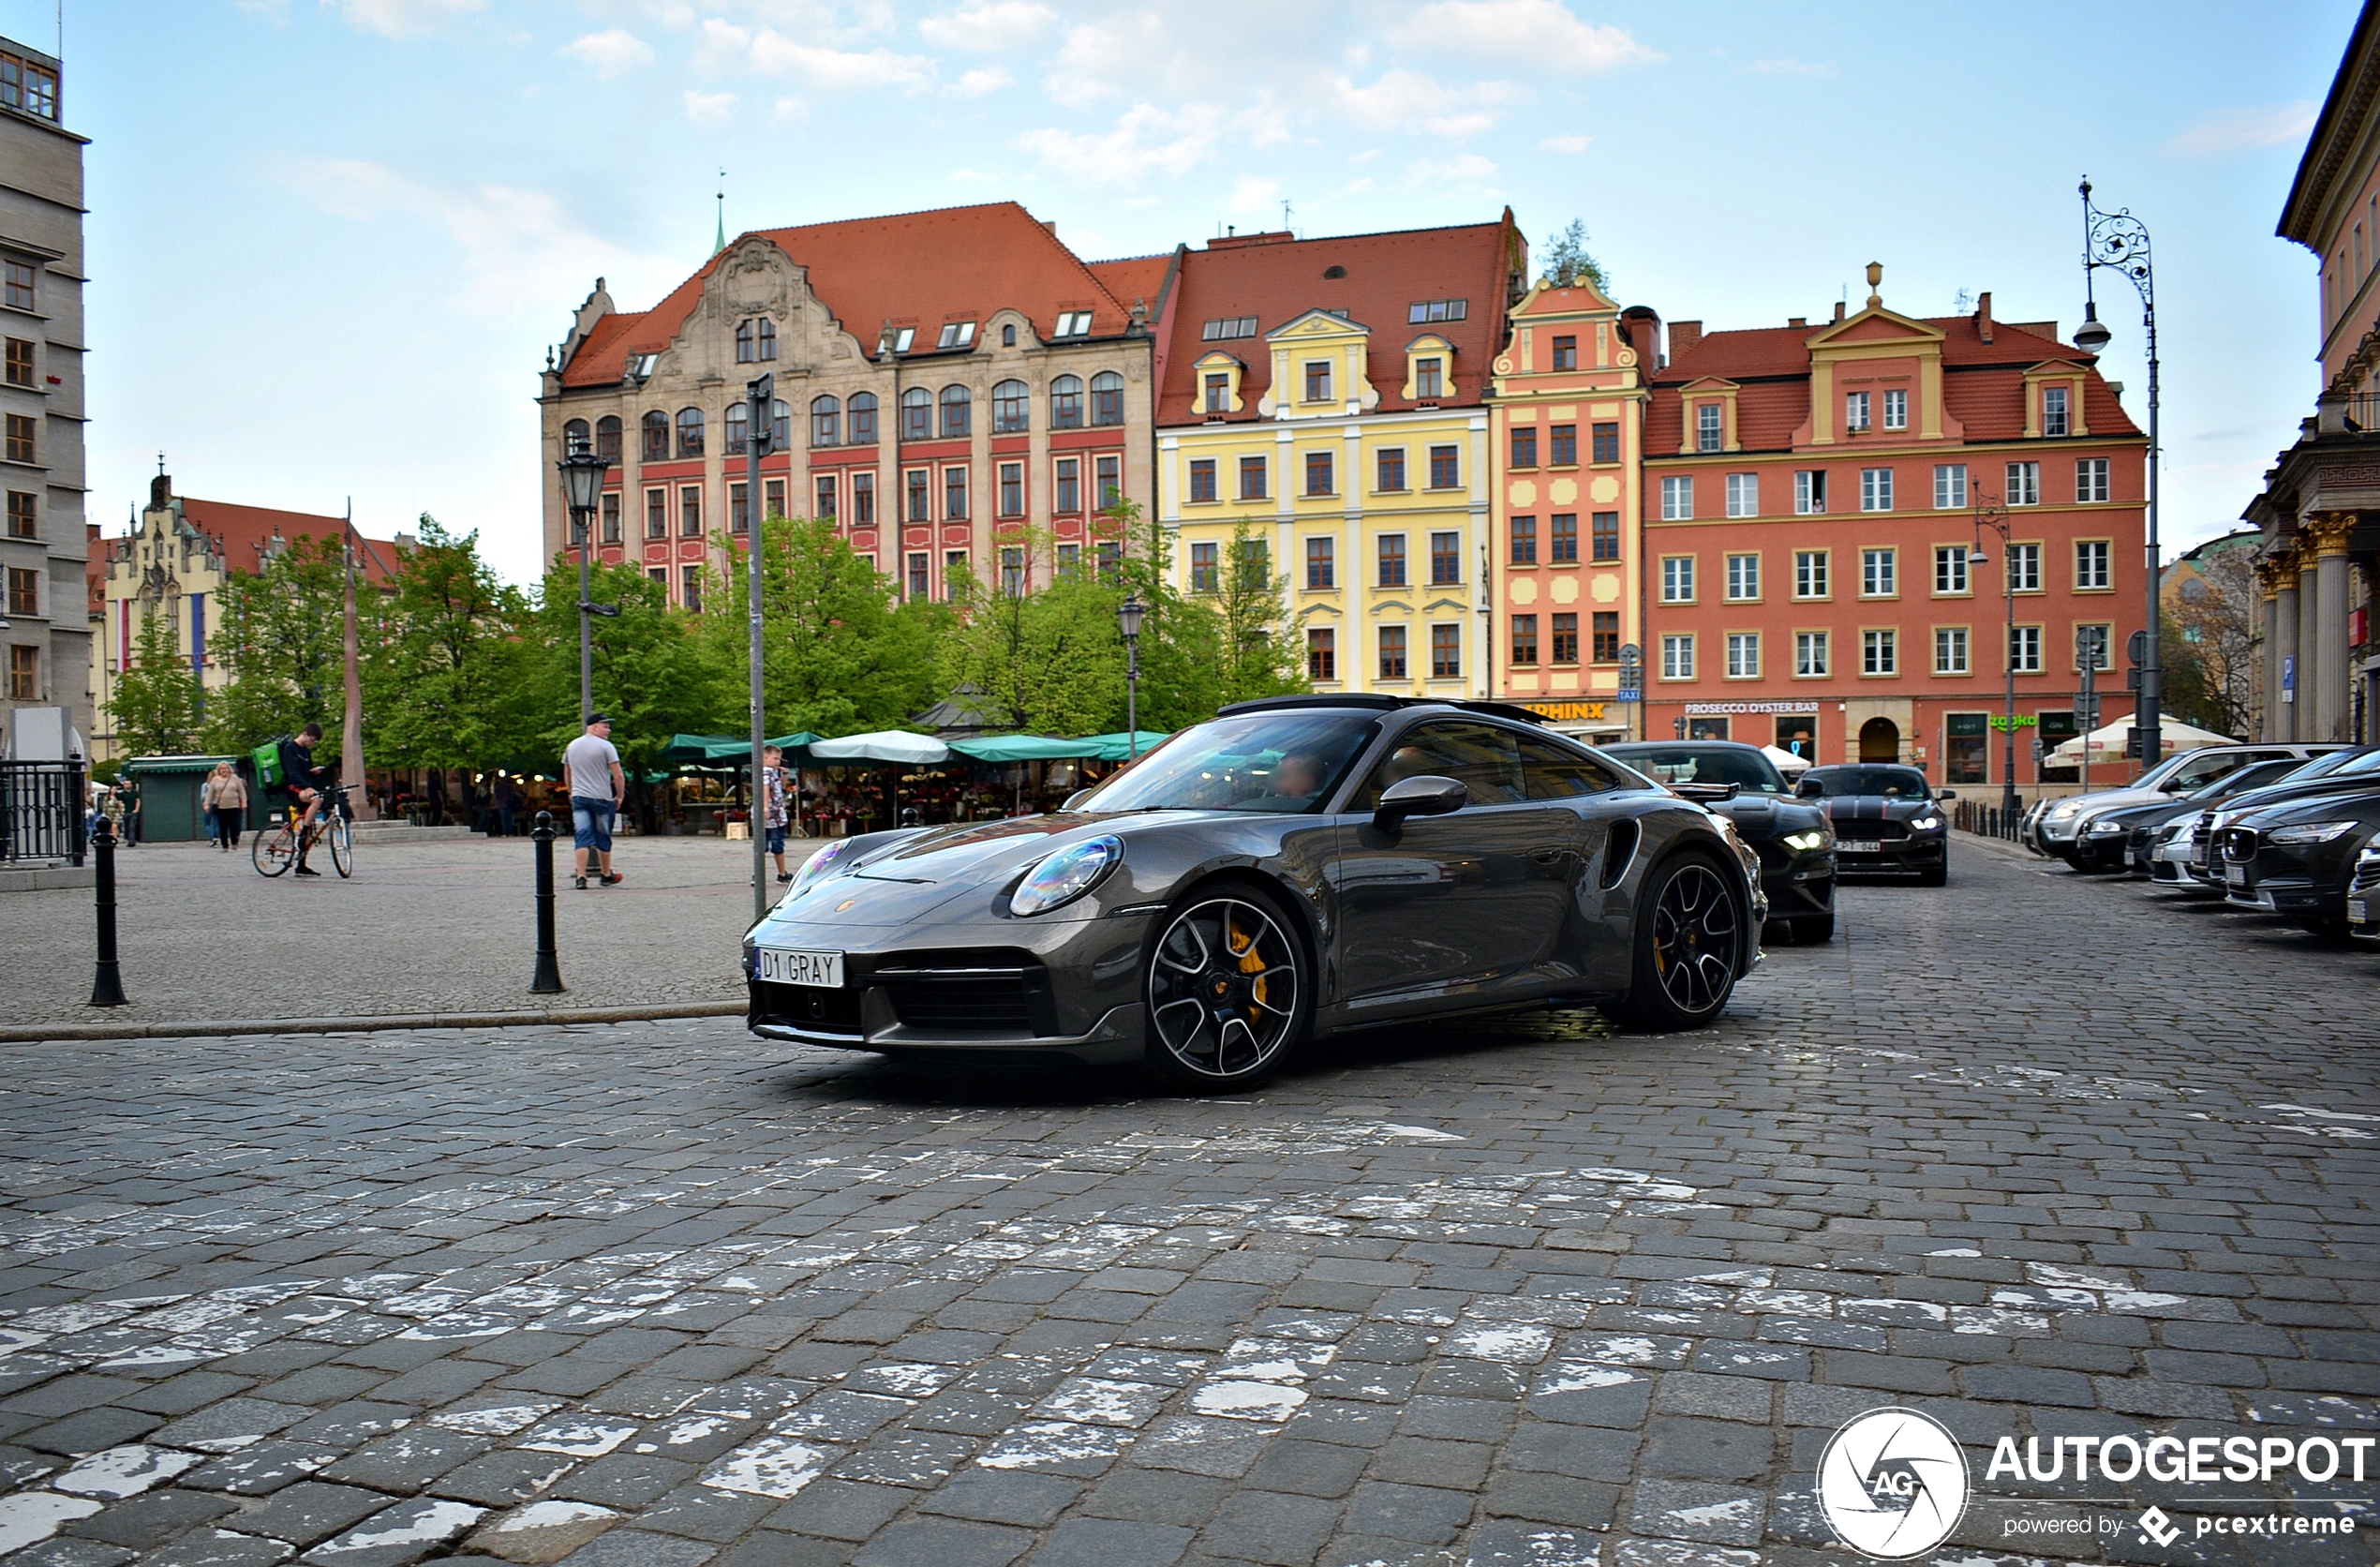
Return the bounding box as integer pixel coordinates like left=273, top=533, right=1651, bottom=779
left=276, top=723, right=335, bottom=877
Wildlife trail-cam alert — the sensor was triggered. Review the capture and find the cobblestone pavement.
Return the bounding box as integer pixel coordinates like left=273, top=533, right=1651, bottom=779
left=2, top=838, right=766, bottom=1026
left=0, top=843, right=2373, bottom=1567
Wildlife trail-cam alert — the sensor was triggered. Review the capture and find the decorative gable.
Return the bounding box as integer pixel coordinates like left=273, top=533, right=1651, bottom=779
left=1260, top=308, right=1376, bottom=419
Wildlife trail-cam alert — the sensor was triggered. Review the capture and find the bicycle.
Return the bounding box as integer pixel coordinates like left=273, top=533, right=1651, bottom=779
left=253, top=784, right=353, bottom=879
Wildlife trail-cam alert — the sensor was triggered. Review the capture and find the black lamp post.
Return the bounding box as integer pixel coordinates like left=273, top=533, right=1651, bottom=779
left=2075, top=177, right=2159, bottom=771
left=558, top=440, right=612, bottom=728
left=1119, top=594, right=1146, bottom=759
left=1971, top=494, right=2019, bottom=818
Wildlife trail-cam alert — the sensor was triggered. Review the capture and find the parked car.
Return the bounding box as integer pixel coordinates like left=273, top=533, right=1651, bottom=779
left=2219, top=785, right=2380, bottom=933
left=2180, top=746, right=2380, bottom=887
left=1793, top=764, right=1951, bottom=885
left=742, top=695, right=1767, bottom=1092
left=2346, top=843, right=2380, bottom=942
left=2068, top=757, right=2308, bottom=875
left=2025, top=744, right=2347, bottom=864
left=1599, top=741, right=1838, bottom=942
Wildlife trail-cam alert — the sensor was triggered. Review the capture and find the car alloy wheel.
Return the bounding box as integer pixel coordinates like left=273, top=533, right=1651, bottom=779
left=1147, top=892, right=1302, bottom=1087
left=1650, top=860, right=1737, bottom=1014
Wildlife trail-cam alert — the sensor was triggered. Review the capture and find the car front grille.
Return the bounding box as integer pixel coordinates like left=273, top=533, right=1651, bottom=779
left=753, top=980, right=866, bottom=1037
left=876, top=952, right=1057, bottom=1035
left=2350, top=849, right=2380, bottom=896
left=1832, top=818, right=1909, bottom=842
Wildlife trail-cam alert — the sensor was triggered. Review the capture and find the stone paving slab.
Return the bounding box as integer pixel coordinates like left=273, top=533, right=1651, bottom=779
left=0, top=849, right=2373, bottom=1567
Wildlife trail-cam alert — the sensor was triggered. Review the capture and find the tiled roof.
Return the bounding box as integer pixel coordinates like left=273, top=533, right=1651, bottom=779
left=177, top=499, right=402, bottom=585
left=559, top=202, right=1137, bottom=389
left=1088, top=253, right=1176, bottom=316
left=1156, top=215, right=1522, bottom=425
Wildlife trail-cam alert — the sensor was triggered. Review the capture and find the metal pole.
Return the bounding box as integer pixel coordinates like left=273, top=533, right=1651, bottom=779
left=88, top=814, right=126, bottom=1007
left=343, top=511, right=375, bottom=819
left=2004, top=556, right=2018, bottom=818
left=576, top=512, right=594, bottom=729
left=747, top=372, right=772, bottom=925
left=1125, top=634, right=1139, bottom=759
left=2141, top=305, right=2162, bottom=769
left=530, top=810, right=564, bottom=994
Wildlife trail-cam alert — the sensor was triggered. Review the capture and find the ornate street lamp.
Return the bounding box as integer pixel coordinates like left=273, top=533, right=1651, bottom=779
left=558, top=440, right=613, bottom=728
left=2075, top=176, right=2160, bottom=770
left=1118, top=594, right=1146, bottom=759
left=1971, top=494, right=2020, bottom=819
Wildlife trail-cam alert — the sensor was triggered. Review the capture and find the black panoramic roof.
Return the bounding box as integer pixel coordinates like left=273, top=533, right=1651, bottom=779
left=1216, top=694, right=1548, bottom=725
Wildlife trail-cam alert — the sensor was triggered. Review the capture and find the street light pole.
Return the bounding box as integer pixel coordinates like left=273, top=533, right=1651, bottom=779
left=1119, top=594, right=1145, bottom=760
left=1971, top=495, right=2018, bottom=819
left=747, top=372, right=774, bottom=926
left=557, top=441, right=612, bottom=729
left=2075, top=176, right=2159, bottom=771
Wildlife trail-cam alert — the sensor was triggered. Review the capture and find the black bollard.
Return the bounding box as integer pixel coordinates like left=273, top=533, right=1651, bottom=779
left=530, top=810, right=565, bottom=995
left=89, top=815, right=127, bottom=1007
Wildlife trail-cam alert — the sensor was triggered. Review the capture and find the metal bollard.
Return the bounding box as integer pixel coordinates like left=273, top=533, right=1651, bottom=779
left=89, top=815, right=127, bottom=1007
left=530, top=810, right=565, bottom=995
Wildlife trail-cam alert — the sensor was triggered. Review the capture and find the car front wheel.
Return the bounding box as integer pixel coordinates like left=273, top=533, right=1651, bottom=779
left=1142, top=883, right=1312, bottom=1093
left=1607, top=852, right=1744, bottom=1031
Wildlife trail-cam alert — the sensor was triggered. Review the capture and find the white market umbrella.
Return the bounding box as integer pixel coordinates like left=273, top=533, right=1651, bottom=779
left=807, top=731, right=951, bottom=766
left=2047, top=716, right=2235, bottom=768
left=1761, top=744, right=1813, bottom=774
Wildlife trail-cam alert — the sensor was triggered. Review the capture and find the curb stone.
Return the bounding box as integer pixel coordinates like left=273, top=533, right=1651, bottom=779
left=0, top=999, right=746, bottom=1044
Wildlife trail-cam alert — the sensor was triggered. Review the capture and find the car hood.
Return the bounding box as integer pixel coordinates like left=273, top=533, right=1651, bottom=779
left=1817, top=796, right=1940, bottom=823
left=1703, top=795, right=1825, bottom=839
left=2236, top=787, right=2380, bottom=829
left=2210, top=773, right=2380, bottom=821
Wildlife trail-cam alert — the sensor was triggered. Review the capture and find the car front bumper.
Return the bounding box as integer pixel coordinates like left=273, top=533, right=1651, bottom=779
left=1832, top=833, right=1947, bottom=875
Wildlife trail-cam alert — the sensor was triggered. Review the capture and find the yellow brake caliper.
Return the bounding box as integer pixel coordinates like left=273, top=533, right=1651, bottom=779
left=1229, top=918, right=1267, bottom=1020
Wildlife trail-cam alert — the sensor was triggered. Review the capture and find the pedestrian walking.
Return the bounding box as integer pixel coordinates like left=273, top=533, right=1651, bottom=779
left=495, top=773, right=522, bottom=837
left=201, top=760, right=248, bottom=851
left=120, top=777, right=141, bottom=845
left=762, top=744, right=793, bottom=885
left=564, top=712, right=627, bottom=890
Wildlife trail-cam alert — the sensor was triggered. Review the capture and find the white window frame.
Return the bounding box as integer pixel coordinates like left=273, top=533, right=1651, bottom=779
left=1934, top=626, right=1970, bottom=675
left=2009, top=542, right=2042, bottom=593
left=1724, top=552, right=1759, bottom=602
left=1933, top=463, right=1967, bottom=509
left=1795, top=630, right=1829, bottom=677
left=2043, top=384, right=2069, bottom=437
left=1934, top=545, right=1969, bottom=596
left=1861, top=547, right=1897, bottom=598
left=1725, top=632, right=1761, bottom=679
left=1724, top=472, right=1759, bottom=517
left=1661, top=633, right=1696, bottom=680
left=1660, top=474, right=1694, bottom=520
left=2075, top=538, right=2112, bottom=590
left=1661, top=555, right=1696, bottom=604
left=2076, top=457, right=2110, bottom=503
left=1793, top=549, right=1829, bottom=600
left=1882, top=388, right=1909, bottom=430
left=1696, top=403, right=1723, bottom=453
left=1860, top=467, right=1894, bottom=512
left=1845, top=390, right=1871, bottom=432
left=2009, top=623, right=2043, bottom=674
left=2006, top=460, right=2041, bottom=506
left=1794, top=470, right=1826, bottom=515
left=1863, top=628, right=1897, bottom=677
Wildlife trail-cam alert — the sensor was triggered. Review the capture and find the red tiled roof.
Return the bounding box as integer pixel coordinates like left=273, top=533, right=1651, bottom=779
left=179, top=498, right=403, bottom=585
left=559, top=202, right=1136, bottom=389
left=1156, top=215, right=1522, bottom=425
left=1088, top=253, right=1175, bottom=315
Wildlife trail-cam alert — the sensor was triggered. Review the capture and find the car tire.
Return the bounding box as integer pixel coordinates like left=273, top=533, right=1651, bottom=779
left=1605, top=851, right=1745, bottom=1032
left=1141, top=880, right=1313, bottom=1095
left=1917, top=862, right=1948, bottom=888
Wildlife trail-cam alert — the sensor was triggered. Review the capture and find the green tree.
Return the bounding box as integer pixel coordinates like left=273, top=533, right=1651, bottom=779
left=940, top=536, right=1126, bottom=737
left=109, top=603, right=201, bottom=756
left=205, top=535, right=351, bottom=761
left=1541, top=217, right=1611, bottom=294
left=1214, top=521, right=1310, bottom=707
left=368, top=516, right=537, bottom=775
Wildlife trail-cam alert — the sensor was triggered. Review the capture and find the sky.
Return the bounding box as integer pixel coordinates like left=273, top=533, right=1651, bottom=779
left=7, top=0, right=2361, bottom=586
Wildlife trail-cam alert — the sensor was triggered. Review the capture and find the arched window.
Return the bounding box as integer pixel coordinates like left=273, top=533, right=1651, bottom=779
left=811, top=395, right=841, bottom=447
left=735, top=320, right=754, bottom=364
left=724, top=403, right=749, bottom=455
left=992, top=379, right=1029, bottom=434
left=900, top=386, right=932, bottom=441
left=563, top=418, right=591, bottom=455
left=1090, top=370, right=1124, bottom=426
left=771, top=399, right=791, bottom=451
left=641, top=410, right=670, bottom=462
left=1050, top=374, right=1084, bottom=429
left=847, top=392, right=878, bottom=444
left=940, top=384, right=972, bottom=440
left=677, top=407, right=705, bottom=458
left=758, top=319, right=778, bottom=361
left=595, top=415, right=622, bottom=463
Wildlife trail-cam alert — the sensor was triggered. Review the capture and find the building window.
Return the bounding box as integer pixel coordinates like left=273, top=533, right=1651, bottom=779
left=1551, top=424, right=1578, bottom=466
left=1795, top=630, right=1829, bottom=677
left=1591, top=511, right=1619, bottom=561
left=1795, top=549, right=1829, bottom=599
left=991, top=379, right=1029, bottom=434
left=1203, top=373, right=1230, bottom=414
left=2076, top=457, right=2109, bottom=503
left=1696, top=403, right=1722, bottom=453
left=641, top=411, right=669, bottom=462
left=907, top=469, right=931, bottom=522
left=1510, top=517, right=1537, bottom=565
left=1239, top=455, right=1266, bottom=500
left=1863, top=628, right=1897, bottom=676
left=1591, top=422, right=1619, bottom=464
left=1096, top=540, right=1121, bottom=582
left=1054, top=457, right=1080, bottom=514
left=1428, top=445, right=1459, bottom=488
left=7, top=644, right=35, bottom=700
left=1661, top=555, right=1694, bottom=603
left=1860, top=467, right=1893, bottom=511
left=2075, top=539, right=2111, bottom=590
left=1845, top=390, right=1870, bottom=433
left=1308, top=627, right=1336, bottom=680
left=595, top=415, right=622, bottom=463
left=1725, top=553, right=1759, bottom=601
left=1001, top=547, right=1026, bottom=597
left=1303, top=362, right=1332, bottom=402
left=2043, top=384, right=2069, bottom=437
left=1055, top=310, right=1093, bottom=336
left=1509, top=428, right=1538, bottom=470
left=1187, top=457, right=1220, bottom=509
left=2009, top=542, right=2041, bottom=592
left=645, top=487, right=666, bottom=540
left=1414, top=358, right=1443, bottom=399
left=935, top=321, right=975, bottom=351
left=1430, top=530, right=1460, bottom=585
left=1090, top=371, right=1124, bottom=426
left=2009, top=624, right=2042, bottom=673
left=756, top=319, right=776, bottom=361
left=735, top=319, right=753, bottom=363
left=1724, top=472, right=1758, bottom=518
left=907, top=553, right=929, bottom=600
left=940, top=384, right=972, bottom=439
left=1045, top=375, right=1085, bottom=431
left=1552, top=335, right=1577, bottom=369
left=1861, top=547, right=1896, bottom=597
left=1510, top=615, right=1539, bottom=664
left=1430, top=624, right=1461, bottom=679
left=945, top=467, right=969, bottom=520
left=5, top=490, right=32, bottom=538
left=848, top=474, right=872, bottom=525
left=1307, top=536, right=1334, bottom=589
left=897, top=386, right=930, bottom=441
left=4, top=337, right=31, bottom=386
left=1305, top=450, right=1333, bottom=497
left=2076, top=622, right=2114, bottom=670
left=1055, top=542, right=1079, bottom=576
left=1377, top=448, right=1406, bottom=492
left=679, top=485, right=702, bottom=537
left=1661, top=634, right=1695, bottom=679
left=1551, top=514, right=1579, bottom=563
left=600, top=491, right=620, bottom=543
left=997, top=462, right=1024, bottom=516
left=1945, top=712, right=1988, bottom=783
left=1661, top=475, right=1693, bottom=520
left=1190, top=541, right=1218, bottom=593
left=1934, top=545, right=1968, bottom=595
left=2006, top=460, right=2041, bottom=506
left=1408, top=299, right=1469, bottom=322
left=1201, top=315, right=1258, bottom=340
left=1882, top=388, right=1908, bottom=430
left=1554, top=613, right=1583, bottom=664
left=1935, top=626, right=1970, bottom=675
left=764, top=477, right=787, bottom=521
left=1794, top=470, right=1826, bottom=515
left=1377, top=534, right=1406, bottom=587
left=1592, top=611, right=1620, bottom=663
left=680, top=564, right=702, bottom=613
left=1096, top=455, right=1122, bottom=509
left=723, top=403, right=749, bottom=455
left=1726, top=632, right=1760, bottom=679
left=770, top=397, right=791, bottom=450
left=3, top=260, right=35, bottom=312
left=847, top=393, right=878, bottom=444
left=1931, top=463, right=1967, bottom=510
left=7, top=565, right=35, bottom=617
left=676, top=407, right=705, bottom=458
left=1379, top=626, right=1408, bottom=679
left=945, top=551, right=968, bottom=600
left=647, top=567, right=669, bottom=590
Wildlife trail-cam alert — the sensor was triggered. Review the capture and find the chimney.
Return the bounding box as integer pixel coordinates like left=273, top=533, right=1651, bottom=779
left=1832, top=299, right=1846, bottom=323
left=1788, top=317, right=1807, bottom=329
left=1975, top=290, right=1993, bottom=344
left=1668, top=320, right=1703, bottom=359
left=1042, top=219, right=1057, bottom=234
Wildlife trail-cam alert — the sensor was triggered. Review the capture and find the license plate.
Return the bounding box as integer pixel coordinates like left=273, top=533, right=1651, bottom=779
left=757, top=948, right=843, bottom=988
left=2225, top=865, right=2247, bottom=887
left=1839, top=841, right=1882, bottom=854
left=2352, top=899, right=2369, bottom=924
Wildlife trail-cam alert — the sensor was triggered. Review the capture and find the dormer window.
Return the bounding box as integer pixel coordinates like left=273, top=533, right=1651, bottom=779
left=1204, top=373, right=1229, bottom=414
left=1201, top=316, right=1257, bottom=340
left=937, top=321, right=976, bottom=351
left=1054, top=310, right=1093, bottom=336
left=1696, top=404, right=1722, bottom=453
left=1303, top=362, right=1332, bottom=402
left=1845, top=390, right=1871, bottom=433
left=1407, top=299, right=1468, bottom=323
left=1414, top=358, right=1443, bottom=400
left=883, top=327, right=915, bottom=355
left=2043, top=384, right=2069, bottom=437
left=1002, top=323, right=1017, bottom=347
left=629, top=353, right=658, bottom=380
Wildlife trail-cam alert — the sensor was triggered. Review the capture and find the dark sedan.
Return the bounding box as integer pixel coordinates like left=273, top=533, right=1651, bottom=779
left=1601, top=741, right=1837, bottom=942
left=2181, top=745, right=2380, bottom=886
left=743, top=696, right=1767, bottom=1092
left=1794, top=764, right=1951, bottom=885
left=2072, top=757, right=2306, bottom=874
left=2219, top=786, right=2380, bottom=933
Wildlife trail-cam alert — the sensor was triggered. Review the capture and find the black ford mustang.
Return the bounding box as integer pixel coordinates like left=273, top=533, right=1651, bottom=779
left=1795, top=764, right=1952, bottom=885
left=1600, top=741, right=1838, bottom=942
left=744, top=695, right=1766, bottom=1091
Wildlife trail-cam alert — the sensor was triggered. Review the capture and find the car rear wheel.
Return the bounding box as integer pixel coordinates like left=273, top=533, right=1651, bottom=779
left=1606, top=852, right=1743, bottom=1032
left=1143, top=883, right=1311, bottom=1094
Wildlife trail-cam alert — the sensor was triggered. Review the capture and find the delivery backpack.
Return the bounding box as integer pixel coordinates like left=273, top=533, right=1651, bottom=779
left=252, top=737, right=290, bottom=790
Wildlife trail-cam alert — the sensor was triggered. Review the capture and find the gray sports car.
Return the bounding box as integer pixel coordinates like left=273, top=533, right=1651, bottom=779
left=743, top=695, right=1766, bottom=1091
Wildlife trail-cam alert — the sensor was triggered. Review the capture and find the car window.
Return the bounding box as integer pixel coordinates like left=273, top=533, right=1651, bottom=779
left=1802, top=767, right=1930, bottom=798
left=1075, top=709, right=1378, bottom=813
left=1351, top=721, right=1525, bottom=811
left=1516, top=733, right=1623, bottom=798
left=1602, top=745, right=1788, bottom=794
left=2194, top=759, right=2301, bottom=800
left=2170, top=754, right=2243, bottom=790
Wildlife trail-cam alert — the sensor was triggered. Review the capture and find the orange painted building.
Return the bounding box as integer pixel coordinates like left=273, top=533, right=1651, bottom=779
left=1640, top=271, right=2147, bottom=787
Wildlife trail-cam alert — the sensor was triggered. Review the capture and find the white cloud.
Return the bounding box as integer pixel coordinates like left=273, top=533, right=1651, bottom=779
left=684, top=88, right=738, bottom=124
left=1391, top=0, right=1657, bottom=73
left=1747, top=57, right=1836, bottom=77
left=560, top=29, right=655, bottom=77
left=1326, top=68, right=1516, bottom=141
left=2165, top=101, right=2318, bottom=158
left=773, top=96, right=811, bottom=121
left=1407, top=152, right=1500, bottom=191
left=1044, top=12, right=1168, bottom=105
left=950, top=66, right=1013, bottom=97
left=919, top=1, right=1057, bottom=51
left=1013, top=102, right=1221, bottom=187
left=1538, top=132, right=1591, bottom=153
left=320, top=0, right=485, bottom=38
left=702, top=18, right=934, bottom=91
left=1227, top=175, right=1281, bottom=216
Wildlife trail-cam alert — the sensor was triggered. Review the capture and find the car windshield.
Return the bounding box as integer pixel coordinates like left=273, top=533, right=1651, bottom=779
left=1074, top=709, right=1379, bottom=813
left=2190, top=759, right=2302, bottom=800
left=1801, top=767, right=1931, bottom=798
left=1603, top=745, right=1788, bottom=794
left=2286, top=748, right=2375, bottom=781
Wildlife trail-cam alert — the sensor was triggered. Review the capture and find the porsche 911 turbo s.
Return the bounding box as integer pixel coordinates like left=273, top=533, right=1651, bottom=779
left=1793, top=764, right=1951, bottom=884
left=742, top=695, right=1766, bottom=1092
left=1599, top=741, right=1838, bottom=942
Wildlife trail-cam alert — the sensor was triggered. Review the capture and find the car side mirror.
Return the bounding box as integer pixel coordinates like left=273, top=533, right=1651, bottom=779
left=1373, top=773, right=1465, bottom=830
left=1936, top=788, right=1957, bottom=801
left=1795, top=777, right=1823, bottom=798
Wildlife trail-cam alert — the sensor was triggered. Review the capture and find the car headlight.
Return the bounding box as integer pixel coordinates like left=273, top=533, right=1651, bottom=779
left=2084, top=819, right=2127, bottom=836
left=2047, top=801, right=2083, bottom=819
left=787, top=839, right=852, bottom=897
left=1910, top=813, right=1944, bottom=832
left=2265, top=821, right=2362, bottom=845
left=1010, top=834, right=1123, bottom=916
left=1781, top=829, right=1829, bottom=853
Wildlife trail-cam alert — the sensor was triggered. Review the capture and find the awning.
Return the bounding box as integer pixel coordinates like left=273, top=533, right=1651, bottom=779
left=947, top=735, right=1108, bottom=763
left=1760, top=744, right=1812, bottom=774
left=122, top=754, right=238, bottom=774
left=1073, top=731, right=1170, bottom=763
left=807, top=731, right=952, bottom=766
left=2047, top=717, right=2237, bottom=766
left=660, top=733, right=821, bottom=767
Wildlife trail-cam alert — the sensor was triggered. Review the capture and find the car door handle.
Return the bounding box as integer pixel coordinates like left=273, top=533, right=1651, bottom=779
left=1529, top=848, right=1568, bottom=864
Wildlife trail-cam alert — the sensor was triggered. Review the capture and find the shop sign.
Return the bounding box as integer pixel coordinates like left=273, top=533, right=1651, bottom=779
left=1682, top=701, right=1821, bottom=715
left=1523, top=700, right=1609, bottom=724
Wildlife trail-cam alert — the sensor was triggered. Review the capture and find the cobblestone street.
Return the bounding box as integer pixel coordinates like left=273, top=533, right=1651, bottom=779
left=0, top=840, right=2373, bottom=1567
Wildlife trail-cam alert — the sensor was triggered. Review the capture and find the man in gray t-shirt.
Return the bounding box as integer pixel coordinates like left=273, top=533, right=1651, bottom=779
left=563, top=714, right=627, bottom=888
